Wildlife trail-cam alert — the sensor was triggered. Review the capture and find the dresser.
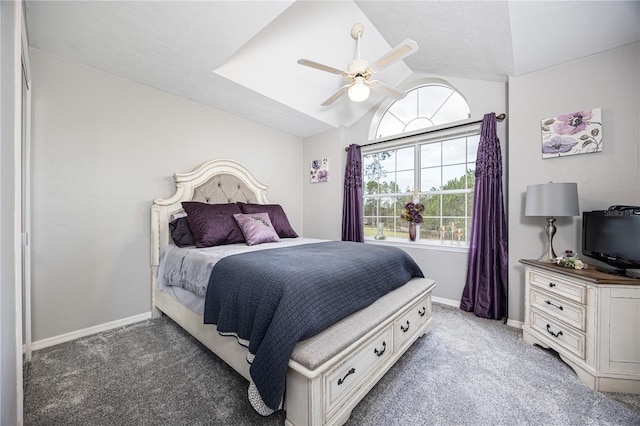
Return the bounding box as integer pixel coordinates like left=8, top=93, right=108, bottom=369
left=521, top=259, right=640, bottom=394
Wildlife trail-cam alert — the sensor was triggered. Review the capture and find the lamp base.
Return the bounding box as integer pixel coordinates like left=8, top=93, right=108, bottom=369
left=537, top=216, right=557, bottom=262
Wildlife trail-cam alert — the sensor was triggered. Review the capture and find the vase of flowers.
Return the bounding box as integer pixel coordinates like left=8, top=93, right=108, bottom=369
left=401, top=201, right=424, bottom=241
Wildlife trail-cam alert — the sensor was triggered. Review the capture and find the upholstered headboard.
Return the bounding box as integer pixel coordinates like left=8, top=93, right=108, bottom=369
left=150, top=159, right=269, bottom=270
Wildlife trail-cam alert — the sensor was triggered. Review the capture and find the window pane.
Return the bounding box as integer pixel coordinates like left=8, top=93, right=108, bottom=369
left=405, top=117, right=434, bottom=133
left=442, top=138, right=467, bottom=165
left=379, top=150, right=396, bottom=172
left=442, top=164, right=467, bottom=189
left=420, top=142, right=441, bottom=168
left=376, top=114, right=405, bottom=139
left=431, top=92, right=471, bottom=125
left=396, top=147, right=414, bottom=171
left=442, top=193, right=466, bottom=216
left=388, top=89, right=417, bottom=124
left=417, top=85, right=453, bottom=119
left=420, top=217, right=441, bottom=241
left=467, top=135, right=480, bottom=162
left=421, top=167, right=441, bottom=191
left=420, top=194, right=441, bottom=217
left=396, top=170, right=414, bottom=193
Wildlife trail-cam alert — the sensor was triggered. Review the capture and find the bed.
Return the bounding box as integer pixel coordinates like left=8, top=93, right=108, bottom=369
left=150, top=159, right=436, bottom=426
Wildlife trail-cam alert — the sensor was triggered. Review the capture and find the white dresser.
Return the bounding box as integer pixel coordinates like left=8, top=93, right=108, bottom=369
left=521, top=259, right=640, bottom=394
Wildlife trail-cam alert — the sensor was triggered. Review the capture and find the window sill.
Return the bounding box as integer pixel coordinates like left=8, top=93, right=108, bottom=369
left=364, top=237, right=469, bottom=254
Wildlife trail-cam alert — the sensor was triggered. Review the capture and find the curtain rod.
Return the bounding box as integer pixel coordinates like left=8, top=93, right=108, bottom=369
left=345, top=113, right=507, bottom=151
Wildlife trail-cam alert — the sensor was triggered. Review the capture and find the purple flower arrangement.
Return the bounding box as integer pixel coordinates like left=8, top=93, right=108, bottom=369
left=400, top=202, right=424, bottom=224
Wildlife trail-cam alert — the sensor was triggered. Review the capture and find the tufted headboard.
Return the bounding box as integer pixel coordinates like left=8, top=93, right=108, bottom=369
left=150, top=159, right=269, bottom=272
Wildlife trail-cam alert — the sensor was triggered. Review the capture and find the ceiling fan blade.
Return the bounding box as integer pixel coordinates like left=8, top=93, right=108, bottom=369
left=321, top=84, right=351, bottom=106
left=297, top=59, right=349, bottom=77
left=368, top=80, right=407, bottom=100
left=371, top=39, right=419, bottom=72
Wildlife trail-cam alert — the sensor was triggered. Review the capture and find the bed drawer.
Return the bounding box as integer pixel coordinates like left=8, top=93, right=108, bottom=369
left=530, top=287, right=586, bottom=332
left=529, top=269, right=586, bottom=304
left=530, top=309, right=586, bottom=359
left=394, top=293, right=431, bottom=352
left=324, top=325, right=392, bottom=418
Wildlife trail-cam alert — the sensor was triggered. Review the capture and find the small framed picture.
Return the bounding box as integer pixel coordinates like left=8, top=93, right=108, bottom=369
left=310, top=158, right=329, bottom=183
left=541, top=108, right=602, bottom=158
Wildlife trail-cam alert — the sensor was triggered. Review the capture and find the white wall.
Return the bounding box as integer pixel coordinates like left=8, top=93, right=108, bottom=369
left=1, top=1, right=22, bottom=423
left=29, top=50, right=303, bottom=342
left=302, top=126, right=348, bottom=240
left=304, top=74, right=508, bottom=305
left=508, top=43, right=640, bottom=322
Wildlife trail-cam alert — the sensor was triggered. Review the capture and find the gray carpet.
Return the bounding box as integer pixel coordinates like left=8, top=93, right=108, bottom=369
left=24, top=304, right=640, bottom=425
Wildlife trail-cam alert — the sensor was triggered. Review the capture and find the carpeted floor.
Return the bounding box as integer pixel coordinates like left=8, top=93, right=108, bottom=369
left=24, top=303, right=640, bottom=425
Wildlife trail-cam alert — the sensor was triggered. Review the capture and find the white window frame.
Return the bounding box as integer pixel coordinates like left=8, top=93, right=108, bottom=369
left=362, top=122, right=481, bottom=251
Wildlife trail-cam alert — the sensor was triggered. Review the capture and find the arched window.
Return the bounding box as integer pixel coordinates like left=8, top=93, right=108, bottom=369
left=369, top=78, right=471, bottom=140
left=363, top=79, right=477, bottom=248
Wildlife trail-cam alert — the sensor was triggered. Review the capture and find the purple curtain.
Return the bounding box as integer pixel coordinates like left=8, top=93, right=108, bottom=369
left=342, top=144, right=364, bottom=242
left=460, top=113, right=508, bottom=320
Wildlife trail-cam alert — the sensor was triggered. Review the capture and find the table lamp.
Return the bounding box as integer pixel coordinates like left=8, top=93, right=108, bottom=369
left=525, top=182, right=579, bottom=262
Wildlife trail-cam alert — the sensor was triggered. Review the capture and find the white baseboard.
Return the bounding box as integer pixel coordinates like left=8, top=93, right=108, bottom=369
left=432, top=296, right=460, bottom=307
left=27, top=312, right=152, bottom=352
left=432, top=296, right=522, bottom=329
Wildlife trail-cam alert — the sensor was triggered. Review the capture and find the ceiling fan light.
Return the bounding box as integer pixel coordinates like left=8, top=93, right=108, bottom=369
left=348, top=77, right=370, bottom=102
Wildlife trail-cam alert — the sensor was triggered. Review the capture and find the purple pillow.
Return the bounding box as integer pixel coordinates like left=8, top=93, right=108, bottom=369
left=181, top=202, right=245, bottom=248
left=169, top=216, right=195, bottom=247
left=233, top=213, right=280, bottom=246
left=237, top=203, right=298, bottom=238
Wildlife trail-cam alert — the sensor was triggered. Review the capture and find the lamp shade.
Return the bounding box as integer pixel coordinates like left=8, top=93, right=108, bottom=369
left=525, top=182, right=579, bottom=217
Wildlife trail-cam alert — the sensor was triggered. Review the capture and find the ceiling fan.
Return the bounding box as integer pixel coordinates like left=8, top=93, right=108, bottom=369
left=297, top=23, right=418, bottom=106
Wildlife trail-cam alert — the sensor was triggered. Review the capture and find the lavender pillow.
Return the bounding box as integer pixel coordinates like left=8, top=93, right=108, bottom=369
left=181, top=202, right=245, bottom=248
left=237, top=203, right=298, bottom=238
left=233, top=213, right=281, bottom=246
left=169, top=216, right=195, bottom=247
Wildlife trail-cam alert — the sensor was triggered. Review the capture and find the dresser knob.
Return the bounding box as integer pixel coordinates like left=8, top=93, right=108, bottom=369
left=400, top=320, right=410, bottom=333
left=548, top=282, right=556, bottom=288
left=418, top=307, right=426, bottom=317
left=374, top=341, right=386, bottom=357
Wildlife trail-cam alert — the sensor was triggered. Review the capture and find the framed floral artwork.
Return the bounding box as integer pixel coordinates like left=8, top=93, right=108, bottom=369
left=310, top=158, right=329, bottom=183
left=541, top=108, right=602, bottom=158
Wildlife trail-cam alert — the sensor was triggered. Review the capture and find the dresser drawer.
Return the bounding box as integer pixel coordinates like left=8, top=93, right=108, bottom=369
left=530, top=287, right=587, bottom=331
left=528, top=269, right=586, bottom=304
left=394, top=293, right=431, bottom=351
left=324, top=326, right=392, bottom=417
left=530, top=309, right=586, bottom=359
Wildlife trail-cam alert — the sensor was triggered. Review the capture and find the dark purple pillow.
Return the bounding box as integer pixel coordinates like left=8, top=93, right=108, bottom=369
left=181, top=202, right=245, bottom=248
left=169, top=216, right=195, bottom=247
left=237, top=203, right=298, bottom=238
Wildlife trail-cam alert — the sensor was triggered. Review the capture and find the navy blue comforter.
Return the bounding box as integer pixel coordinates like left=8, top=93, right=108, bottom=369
left=203, top=241, right=423, bottom=413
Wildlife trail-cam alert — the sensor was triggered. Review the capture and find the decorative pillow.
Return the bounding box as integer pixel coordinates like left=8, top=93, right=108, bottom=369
left=233, top=213, right=281, bottom=246
left=237, top=203, right=298, bottom=238
left=169, top=216, right=195, bottom=247
left=181, top=202, right=245, bottom=248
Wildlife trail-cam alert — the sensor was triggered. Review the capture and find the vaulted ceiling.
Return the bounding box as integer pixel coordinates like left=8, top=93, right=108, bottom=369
left=25, top=1, right=640, bottom=137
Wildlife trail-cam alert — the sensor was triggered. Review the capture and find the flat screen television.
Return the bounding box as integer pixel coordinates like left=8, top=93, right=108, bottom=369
left=582, top=208, right=640, bottom=277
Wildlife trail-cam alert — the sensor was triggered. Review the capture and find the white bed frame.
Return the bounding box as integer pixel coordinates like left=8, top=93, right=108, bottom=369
left=151, top=159, right=436, bottom=426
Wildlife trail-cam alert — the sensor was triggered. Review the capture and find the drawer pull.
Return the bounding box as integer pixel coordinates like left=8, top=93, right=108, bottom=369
left=544, top=300, right=564, bottom=310
left=548, top=282, right=556, bottom=288
left=374, top=341, right=387, bottom=357
left=546, top=324, right=563, bottom=338
left=338, top=368, right=356, bottom=385
left=401, top=320, right=410, bottom=333
left=418, top=307, right=426, bottom=317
